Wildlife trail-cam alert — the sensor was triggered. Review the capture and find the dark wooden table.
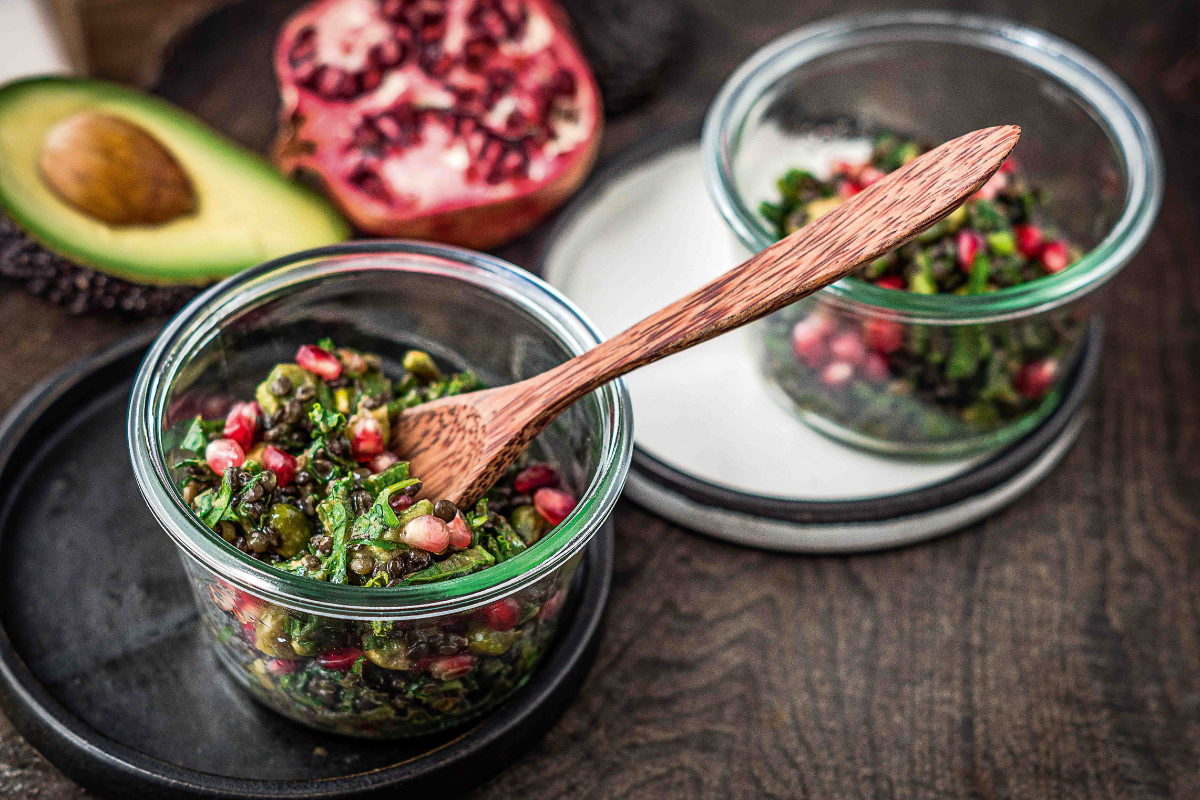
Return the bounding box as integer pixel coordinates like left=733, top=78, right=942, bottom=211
left=3, top=0, right=1200, bottom=797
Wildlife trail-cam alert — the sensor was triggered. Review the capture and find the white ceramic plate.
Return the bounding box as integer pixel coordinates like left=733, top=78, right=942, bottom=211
left=537, top=132, right=1097, bottom=551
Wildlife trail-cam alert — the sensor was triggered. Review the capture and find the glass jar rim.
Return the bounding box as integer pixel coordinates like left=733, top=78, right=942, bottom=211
left=702, top=10, right=1164, bottom=324
left=128, top=241, right=634, bottom=621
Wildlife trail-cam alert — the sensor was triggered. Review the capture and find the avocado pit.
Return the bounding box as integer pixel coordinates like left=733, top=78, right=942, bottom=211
left=39, top=111, right=197, bottom=226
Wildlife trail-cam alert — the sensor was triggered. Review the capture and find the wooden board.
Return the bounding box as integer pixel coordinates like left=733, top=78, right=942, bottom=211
left=3, top=0, right=1200, bottom=797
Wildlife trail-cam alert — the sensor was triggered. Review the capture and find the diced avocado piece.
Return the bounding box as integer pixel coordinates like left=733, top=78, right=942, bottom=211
left=466, top=622, right=521, bottom=656
left=484, top=519, right=527, bottom=563
left=254, top=606, right=297, bottom=658
left=0, top=77, right=349, bottom=286
left=945, top=205, right=969, bottom=231
left=266, top=503, right=312, bottom=558
left=382, top=499, right=434, bottom=537
left=403, top=547, right=495, bottom=584
left=804, top=196, right=844, bottom=222
left=366, top=640, right=410, bottom=670
left=402, top=350, right=441, bottom=382
left=510, top=505, right=546, bottom=545
left=255, top=363, right=320, bottom=417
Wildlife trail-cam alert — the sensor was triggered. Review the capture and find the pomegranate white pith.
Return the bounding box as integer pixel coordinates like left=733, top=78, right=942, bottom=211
left=273, top=0, right=602, bottom=248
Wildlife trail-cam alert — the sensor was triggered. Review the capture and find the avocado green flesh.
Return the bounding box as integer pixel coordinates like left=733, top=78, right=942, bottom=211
left=0, top=77, right=350, bottom=285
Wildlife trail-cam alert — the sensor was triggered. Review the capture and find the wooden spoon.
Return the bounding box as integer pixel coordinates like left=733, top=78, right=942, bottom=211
left=394, top=125, right=1021, bottom=505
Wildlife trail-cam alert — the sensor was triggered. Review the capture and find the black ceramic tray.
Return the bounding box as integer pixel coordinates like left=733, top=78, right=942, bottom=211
left=0, top=331, right=613, bottom=799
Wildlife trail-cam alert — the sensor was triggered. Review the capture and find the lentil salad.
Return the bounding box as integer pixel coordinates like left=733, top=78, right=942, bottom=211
left=760, top=133, right=1087, bottom=452
left=167, top=341, right=580, bottom=735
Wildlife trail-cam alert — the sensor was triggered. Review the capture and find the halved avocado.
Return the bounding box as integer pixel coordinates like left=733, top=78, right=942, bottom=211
left=0, top=76, right=350, bottom=286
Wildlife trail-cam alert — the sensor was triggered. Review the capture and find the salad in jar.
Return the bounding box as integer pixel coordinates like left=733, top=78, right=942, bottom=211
left=167, top=340, right=579, bottom=736
left=760, top=133, right=1088, bottom=454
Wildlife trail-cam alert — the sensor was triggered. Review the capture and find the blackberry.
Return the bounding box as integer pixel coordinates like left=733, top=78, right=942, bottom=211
left=0, top=213, right=198, bottom=318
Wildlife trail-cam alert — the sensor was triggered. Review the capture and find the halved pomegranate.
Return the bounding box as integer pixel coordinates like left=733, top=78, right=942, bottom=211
left=273, top=0, right=603, bottom=249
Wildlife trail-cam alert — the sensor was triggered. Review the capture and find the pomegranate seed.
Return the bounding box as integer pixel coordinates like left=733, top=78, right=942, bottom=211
left=336, top=348, right=368, bottom=376
left=206, top=438, right=244, bottom=474
left=479, top=598, right=520, bottom=631
left=1013, top=224, right=1044, bottom=258
left=874, top=275, right=906, bottom=291
left=370, top=451, right=399, bottom=473
left=232, top=592, right=265, bottom=625
left=317, top=647, right=364, bottom=671
left=350, top=415, right=384, bottom=461
left=388, top=492, right=414, bottom=514
left=829, top=332, right=866, bottom=365
left=791, top=316, right=829, bottom=368
left=537, top=589, right=567, bottom=620
left=223, top=402, right=260, bottom=451
left=830, top=160, right=861, bottom=178
left=837, top=180, right=862, bottom=198
left=1040, top=240, right=1071, bottom=273
left=295, top=344, right=342, bottom=380
left=401, top=514, right=449, bottom=553
left=429, top=653, right=476, bottom=680
left=261, top=445, right=298, bottom=487
left=534, top=487, right=577, bottom=526
left=858, top=166, right=885, bottom=187
left=956, top=230, right=985, bottom=271
left=266, top=658, right=297, bottom=676
left=513, top=464, right=560, bottom=494
left=447, top=512, right=472, bottom=549
left=864, top=354, right=890, bottom=382
left=209, top=582, right=239, bottom=612
left=864, top=318, right=905, bottom=354
left=1014, top=359, right=1059, bottom=399
left=973, top=170, right=1008, bottom=200
left=821, top=361, right=854, bottom=386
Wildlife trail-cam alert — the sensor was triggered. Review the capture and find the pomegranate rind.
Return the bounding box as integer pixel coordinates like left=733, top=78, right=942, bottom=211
left=272, top=0, right=602, bottom=249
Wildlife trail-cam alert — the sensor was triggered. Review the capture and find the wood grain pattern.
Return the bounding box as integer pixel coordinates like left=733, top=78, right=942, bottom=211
left=396, top=126, right=1018, bottom=504
left=4, top=1, right=1200, bottom=799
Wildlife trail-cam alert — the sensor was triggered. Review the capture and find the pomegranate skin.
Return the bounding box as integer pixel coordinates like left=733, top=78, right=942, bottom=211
left=272, top=0, right=603, bottom=249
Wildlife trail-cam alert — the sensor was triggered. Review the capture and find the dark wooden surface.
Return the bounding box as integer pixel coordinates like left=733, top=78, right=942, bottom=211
left=2, top=0, right=1200, bottom=797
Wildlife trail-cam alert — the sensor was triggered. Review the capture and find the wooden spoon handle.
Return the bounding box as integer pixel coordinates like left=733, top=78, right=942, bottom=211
left=530, top=125, right=1020, bottom=417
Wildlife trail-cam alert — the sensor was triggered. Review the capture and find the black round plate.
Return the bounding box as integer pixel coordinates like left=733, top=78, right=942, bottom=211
left=536, top=120, right=1102, bottom=526
left=0, top=331, right=613, bottom=799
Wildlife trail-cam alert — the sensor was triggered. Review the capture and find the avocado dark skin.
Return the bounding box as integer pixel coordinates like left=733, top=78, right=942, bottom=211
left=0, top=213, right=197, bottom=318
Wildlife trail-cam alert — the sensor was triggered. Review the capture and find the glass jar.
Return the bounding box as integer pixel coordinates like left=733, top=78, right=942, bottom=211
left=128, top=242, right=633, bottom=737
left=702, top=11, right=1162, bottom=457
